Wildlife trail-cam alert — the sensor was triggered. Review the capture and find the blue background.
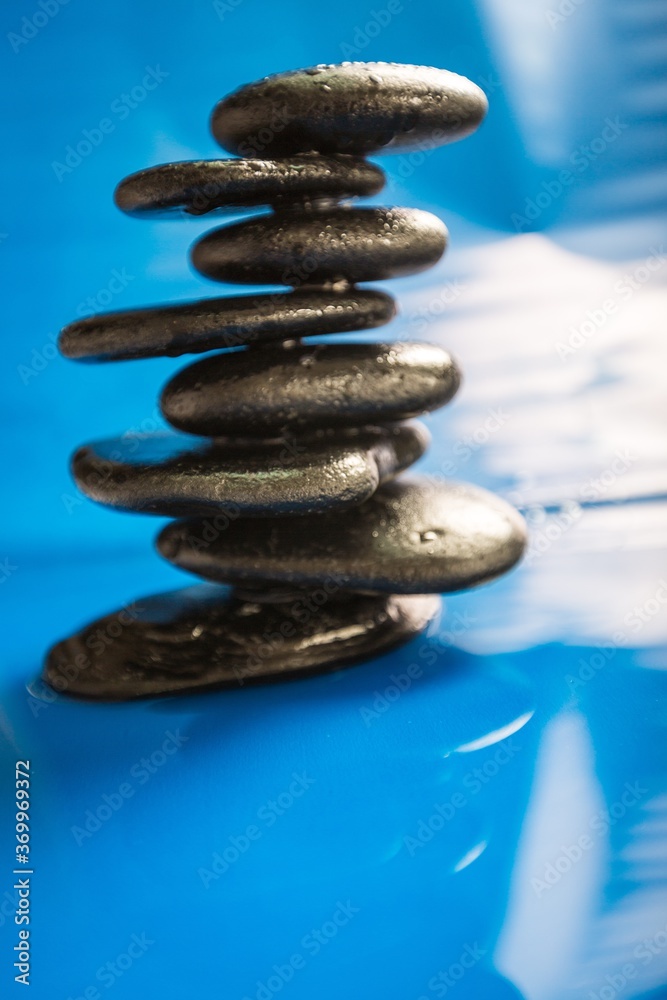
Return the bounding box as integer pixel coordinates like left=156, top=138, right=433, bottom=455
left=2, top=0, right=667, bottom=997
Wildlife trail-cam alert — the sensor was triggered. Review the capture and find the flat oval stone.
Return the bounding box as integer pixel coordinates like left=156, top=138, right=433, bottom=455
left=114, top=154, right=385, bottom=217
left=71, top=424, right=429, bottom=518
left=158, top=479, right=527, bottom=594
left=211, top=62, right=488, bottom=157
left=191, top=207, right=447, bottom=285
left=161, top=342, right=460, bottom=437
left=43, top=585, right=441, bottom=700
left=58, top=288, right=396, bottom=362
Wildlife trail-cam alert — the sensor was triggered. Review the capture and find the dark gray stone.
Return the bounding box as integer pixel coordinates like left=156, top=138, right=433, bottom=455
left=190, top=207, right=447, bottom=286
left=71, top=424, right=429, bottom=518
left=43, top=584, right=441, bottom=700
left=211, top=62, right=488, bottom=157
left=114, top=154, right=385, bottom=217
left=158, top=478, right=527, bottom=593
left=161, top=341, right=460, bottom=437
left=58, top=288, right=396, bottom=362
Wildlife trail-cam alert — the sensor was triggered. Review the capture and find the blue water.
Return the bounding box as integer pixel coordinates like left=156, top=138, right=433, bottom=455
left=2, top=0, right=667, bottom=997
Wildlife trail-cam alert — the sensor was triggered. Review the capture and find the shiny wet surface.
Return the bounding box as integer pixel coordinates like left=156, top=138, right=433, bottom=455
left=4, top=225, right=667, bottom=998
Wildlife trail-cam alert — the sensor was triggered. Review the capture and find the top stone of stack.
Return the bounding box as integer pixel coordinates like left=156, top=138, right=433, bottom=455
left=211, top=62, right=488, bottom=157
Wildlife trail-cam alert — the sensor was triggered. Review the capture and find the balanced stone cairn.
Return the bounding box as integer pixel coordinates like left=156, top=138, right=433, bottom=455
left=45, top=63, right=527, bottom=701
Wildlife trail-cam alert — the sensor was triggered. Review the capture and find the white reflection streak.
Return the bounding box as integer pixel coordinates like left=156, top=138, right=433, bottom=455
left=456, top=711, right=535, bottom=753
left=477, top=0, right=576, bottom=164
left=494, top=712, right=604, bottom=1000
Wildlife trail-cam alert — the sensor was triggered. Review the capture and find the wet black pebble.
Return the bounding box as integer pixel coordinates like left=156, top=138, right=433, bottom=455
left=190, top=207, right=447, bottom=286
left=44, top=584, right=441, bottom=700
left=158, top=479, right=527, bottom=594
left=58, top=288, right=396, bottom=362
left=114, top=154, right=385, bottom=217
left=161, top=341, right=460, bottom=437
left=71, top=424, right=429, bottom=517
left=212, top=62, right=487, bottom=157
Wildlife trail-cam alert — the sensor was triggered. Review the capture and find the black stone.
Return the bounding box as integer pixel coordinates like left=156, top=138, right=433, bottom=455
left=211, top=62, right=488, bottom=157
left=58, top=288, right=396, bottom=362
left=43, top=584, right=441, bottom=700
left=161, top=342, right=460, bottom=437
left=158, top=479, right=527, bottom=593
left=191, top=207, right=447, bottom=286
left=114, top=154, right=385, bottom=217
left=71, top=424, right=429, bottom=518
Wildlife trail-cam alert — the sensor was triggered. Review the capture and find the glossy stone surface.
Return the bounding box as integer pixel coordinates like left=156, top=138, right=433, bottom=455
left=158, top=478, right=527, bottom=593
left=43, top=584, right=441, bottom=700
left=58, top=288, right=396, bottom=362
left=191, top=207, right=447, bottom=286
left=114, top=154, right=385, bottom=217
left=161, top=342, right=461, bottom=437
left=212, top=62, right=487, bottom=157
left=71, top=424, right=429, bottom=517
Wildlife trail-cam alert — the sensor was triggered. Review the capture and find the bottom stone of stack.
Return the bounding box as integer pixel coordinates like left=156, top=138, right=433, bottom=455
left=43, top=585, right=441, bottom=701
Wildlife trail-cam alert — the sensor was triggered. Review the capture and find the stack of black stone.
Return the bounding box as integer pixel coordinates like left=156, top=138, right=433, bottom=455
left=45, top=63, right=526, bottom=701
